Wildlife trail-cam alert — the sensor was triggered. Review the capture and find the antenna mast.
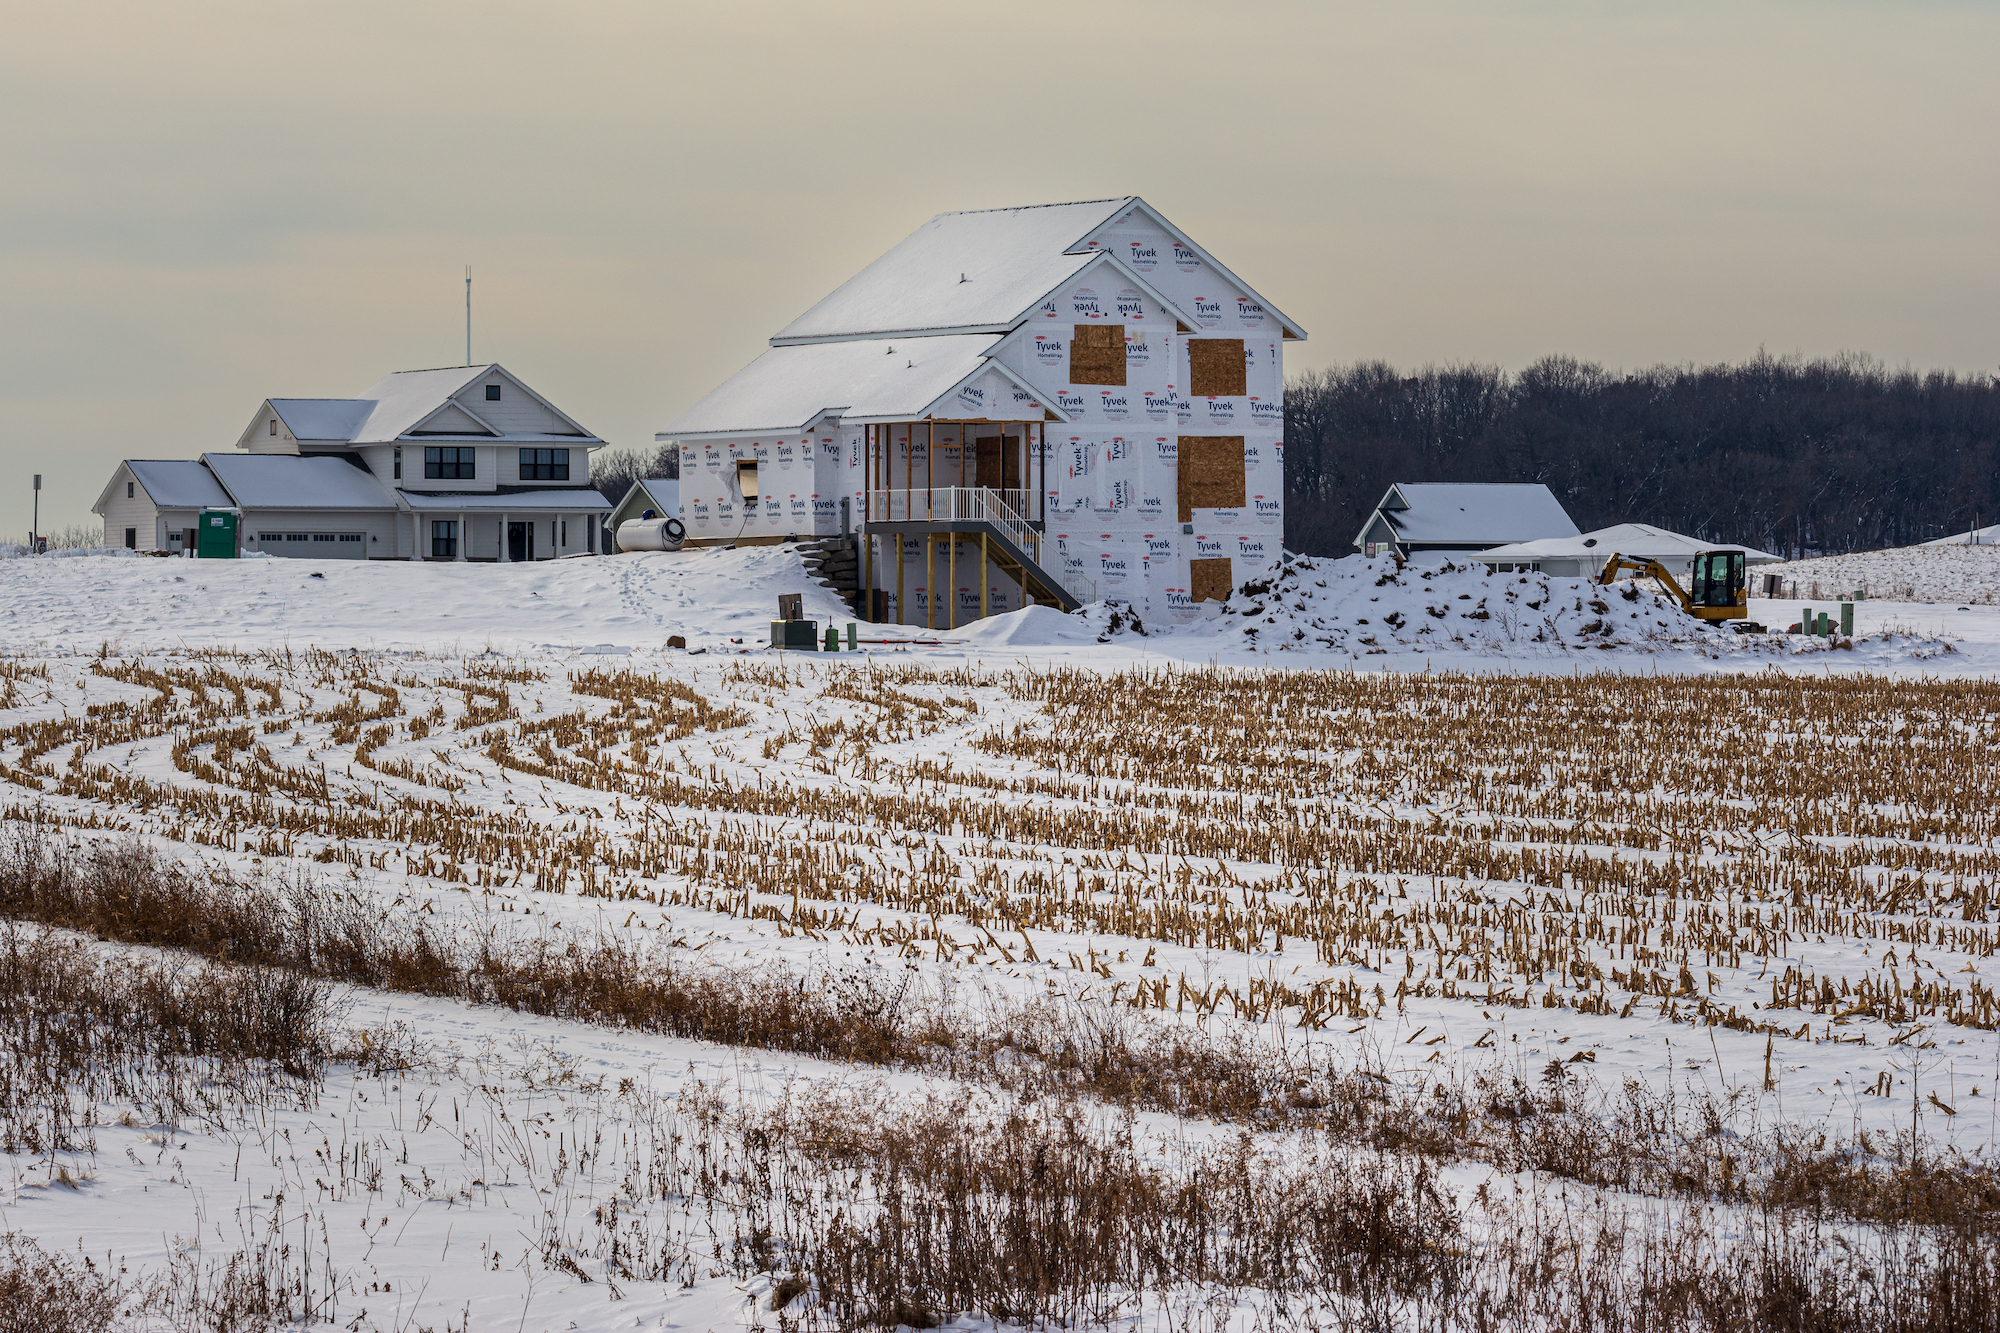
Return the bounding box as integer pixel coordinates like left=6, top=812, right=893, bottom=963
left=464, top=264, right=472, bottom=366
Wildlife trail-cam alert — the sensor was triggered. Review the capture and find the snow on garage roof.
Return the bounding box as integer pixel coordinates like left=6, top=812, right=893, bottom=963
left=1369, top=483, right=1580, bottom=547
left=269, top=399, right=373, bottom=441
left=659, top=334, right=1062, bottom=440
left=1481, top=523, right=1783, bottom=567
left=201, top=453, right=398, bottom=509
left=770, top=199, right=1133, bottom=344
left=122, top=460, right=233, bottom=510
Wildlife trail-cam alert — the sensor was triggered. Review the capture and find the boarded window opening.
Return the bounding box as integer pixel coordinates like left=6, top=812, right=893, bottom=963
left=975, top=435, right=1021, bottom=491
left=1177, top=436, right=1247, bottom=521
left=1188, top=338, right=1247, bottom=397
left=1069, top=324, right=1126, bottom=386
left=1190, top=557, right=1234, bottom=604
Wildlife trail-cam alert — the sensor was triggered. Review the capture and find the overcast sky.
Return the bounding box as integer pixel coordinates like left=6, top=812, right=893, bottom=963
left=4, top=0, right=1994, bottom=531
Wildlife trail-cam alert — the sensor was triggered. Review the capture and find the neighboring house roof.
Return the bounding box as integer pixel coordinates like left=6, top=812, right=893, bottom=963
left=201, top=453, right=400, bottom=509
left=662, top=333, right=1064, bottom=439
left=114, top=460, right=233, bottom=511
left=239, top=366, right=604, bottom=449
left=1360, top=483, right=1580, bottom=548
left=772, top=200, right=1132, bottom=344
left=1481, top=523, right=1783, bottom=567
left=398, top=489, right=611, bottom=512
left=269, top=399, right=373, bottom=441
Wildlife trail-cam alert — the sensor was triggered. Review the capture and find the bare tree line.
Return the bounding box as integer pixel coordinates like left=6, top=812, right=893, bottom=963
left=1283, top=352, right=2000, bottom=558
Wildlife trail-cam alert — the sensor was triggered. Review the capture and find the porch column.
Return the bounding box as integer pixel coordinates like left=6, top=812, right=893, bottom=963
left=925, top=534, right=935, bottom=631
left=456, top=513, right=467, bottom=562
left=894, top=532, right=905, bottom=626
left=948, top=534, right=958, bottom=630
left=415, top=512, right=426, bottom=561
left=499, top=513, right=510, bottom=562
left=980, top=533, right=989, bottom=620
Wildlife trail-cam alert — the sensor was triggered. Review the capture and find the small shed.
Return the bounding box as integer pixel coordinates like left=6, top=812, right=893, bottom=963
left=1354, top=483, right=1579, bottom=559
left=606, top=479, right=681, bottom=546
left=1480, top=523, right=1782, bottom=580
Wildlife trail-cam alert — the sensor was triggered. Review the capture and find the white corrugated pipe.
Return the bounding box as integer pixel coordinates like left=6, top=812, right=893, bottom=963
left=615, top=517, right=686, bottom=553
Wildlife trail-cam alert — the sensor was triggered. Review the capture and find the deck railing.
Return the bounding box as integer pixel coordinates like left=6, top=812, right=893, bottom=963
left=867, top=487, right=1042, bottom=564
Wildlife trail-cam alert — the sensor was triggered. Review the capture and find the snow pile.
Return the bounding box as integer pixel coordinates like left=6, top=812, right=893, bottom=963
left=1094, top=554, right=1708, bottom=655
left=1759, top=543, right=2000, bottom=606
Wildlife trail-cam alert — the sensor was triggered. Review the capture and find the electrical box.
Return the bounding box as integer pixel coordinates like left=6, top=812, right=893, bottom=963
left=197, top=510, right=239, bottom=559
left=770, top=620, right=819, bottom=650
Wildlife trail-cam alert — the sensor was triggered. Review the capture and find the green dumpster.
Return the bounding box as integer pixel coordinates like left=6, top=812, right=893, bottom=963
left=197, top=510, right=239, bottom=559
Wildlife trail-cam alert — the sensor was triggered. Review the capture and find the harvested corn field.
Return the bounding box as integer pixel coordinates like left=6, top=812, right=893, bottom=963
left=3, top=646, right=1999, bottom=1329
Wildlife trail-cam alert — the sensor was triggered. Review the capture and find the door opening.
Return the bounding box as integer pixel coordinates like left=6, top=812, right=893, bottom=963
left=507, top=521, right=535, bottom=562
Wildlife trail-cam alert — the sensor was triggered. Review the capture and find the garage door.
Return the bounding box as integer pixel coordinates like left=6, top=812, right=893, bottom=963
left=256, top=532, right=368, bottom=559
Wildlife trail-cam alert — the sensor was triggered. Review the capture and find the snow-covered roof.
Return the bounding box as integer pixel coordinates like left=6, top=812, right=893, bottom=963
left=1367, top=483, right=1580, bottom=547
left=269, top=399, right=373, bottom=441
left=399, top=489, right=612, bottom=512
left=660, top=333, right=1061, bottom=439
left=123, top=460, right=232, bottom=510
left=637, top=479, right=678, bottom=511
left=346, top=366, right=493, bottom=442
left=1481, top=523, right=1783, bottom=566
left=201, top=453, right=399, bottom=510
left=1920, top=523, right=2000, bottom=547
left=772, top=200, right=1132, bottom=344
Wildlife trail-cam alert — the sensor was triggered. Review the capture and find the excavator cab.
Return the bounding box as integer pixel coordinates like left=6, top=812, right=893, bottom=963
left=1687, top=550, right=1746, bottom=613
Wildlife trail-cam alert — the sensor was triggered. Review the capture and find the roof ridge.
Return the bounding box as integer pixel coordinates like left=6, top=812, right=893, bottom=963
left=932, top=197, right=1132, bottom=218
left=387, top=365, right=492, bottom=376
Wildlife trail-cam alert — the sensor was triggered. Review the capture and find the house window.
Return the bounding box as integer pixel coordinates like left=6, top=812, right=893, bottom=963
left=124, top=528, right=136, bottom=549
left=127, top=481, right=134, bottom=498
left=431, top=520, right=458, bottom=558
left=425, top=446, right=475, bottom=479
left=269, top=419, right=277, bottom=436
left=1187, top=338, right=1247, bottom=397
left=519, top=448, right=570, bottom=481
left=1069, top=324, right=1126, bottom=386
left=393, top=446, right=402, bottom=480
left=486, top=384, right=501, bottom=401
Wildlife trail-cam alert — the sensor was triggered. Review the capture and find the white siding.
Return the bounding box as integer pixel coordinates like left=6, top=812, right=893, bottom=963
left=241, top=510, right=402, bottom=560
left=455, top=378, right=576, bottom=435
left=98, top=466, right=161, bottom=551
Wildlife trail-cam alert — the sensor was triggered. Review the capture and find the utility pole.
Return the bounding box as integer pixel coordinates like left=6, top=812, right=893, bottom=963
left=464, top=265, right=472, bottom=367
left=30, top=474, right=39, bottom=553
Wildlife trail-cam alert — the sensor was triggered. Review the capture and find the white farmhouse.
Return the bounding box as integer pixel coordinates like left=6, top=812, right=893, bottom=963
left=657, top=198, right=1304, bottom=625
left=95, top=365, right=612, bottom=561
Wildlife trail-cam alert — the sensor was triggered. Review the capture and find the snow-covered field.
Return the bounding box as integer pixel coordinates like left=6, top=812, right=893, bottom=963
left=1759, top=540, right=2000, bottom=607
left=3, top=550, right=2000, bottom=1330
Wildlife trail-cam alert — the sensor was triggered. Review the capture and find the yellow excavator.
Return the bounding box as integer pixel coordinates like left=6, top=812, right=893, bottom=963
left=1597, top=550, right=1765, bottom=632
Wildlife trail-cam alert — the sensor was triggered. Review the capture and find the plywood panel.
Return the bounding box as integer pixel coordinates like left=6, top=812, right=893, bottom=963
left=1177, top=436, right=1246, bottom=521
left=1188, top=338, right=1247, bottom=397
left=1190, top=557, right=1234, bottom=603
left=1069, top=323, right=1126, bottom=386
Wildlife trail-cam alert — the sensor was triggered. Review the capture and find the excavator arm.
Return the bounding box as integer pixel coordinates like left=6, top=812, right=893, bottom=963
left=1597, top=551, right=1754, bottom=625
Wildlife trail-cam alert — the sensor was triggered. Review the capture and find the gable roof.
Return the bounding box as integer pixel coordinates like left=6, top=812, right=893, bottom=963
left=1363, top=483, right=1580, bottom=547
left=107, top=460, right=233, bottom=512
left=345, top=366, right=492, bottom=442
left=771, top=199, right=1132, bottom=345
left=660, top=333, right=1067, bottom=440
left=269, top=399, right=373, bottom=442
left=201, top=453, right=399, bottom=509
left=1072, top=198, right=1308, bottom=341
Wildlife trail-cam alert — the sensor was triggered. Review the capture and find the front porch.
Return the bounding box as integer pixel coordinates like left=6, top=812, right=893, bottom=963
left=858, top=419, right=1092, bottom=625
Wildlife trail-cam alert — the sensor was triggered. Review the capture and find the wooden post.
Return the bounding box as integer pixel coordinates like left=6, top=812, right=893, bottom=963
left=948, top=532, right=958, bottom=630
left=927, top=420, right=935, bottom=521
left=980, top=532, right=989, bottom=620
left=895, top=531, right=905, bottom=626
left=925, top=534, right=936, bottom=630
